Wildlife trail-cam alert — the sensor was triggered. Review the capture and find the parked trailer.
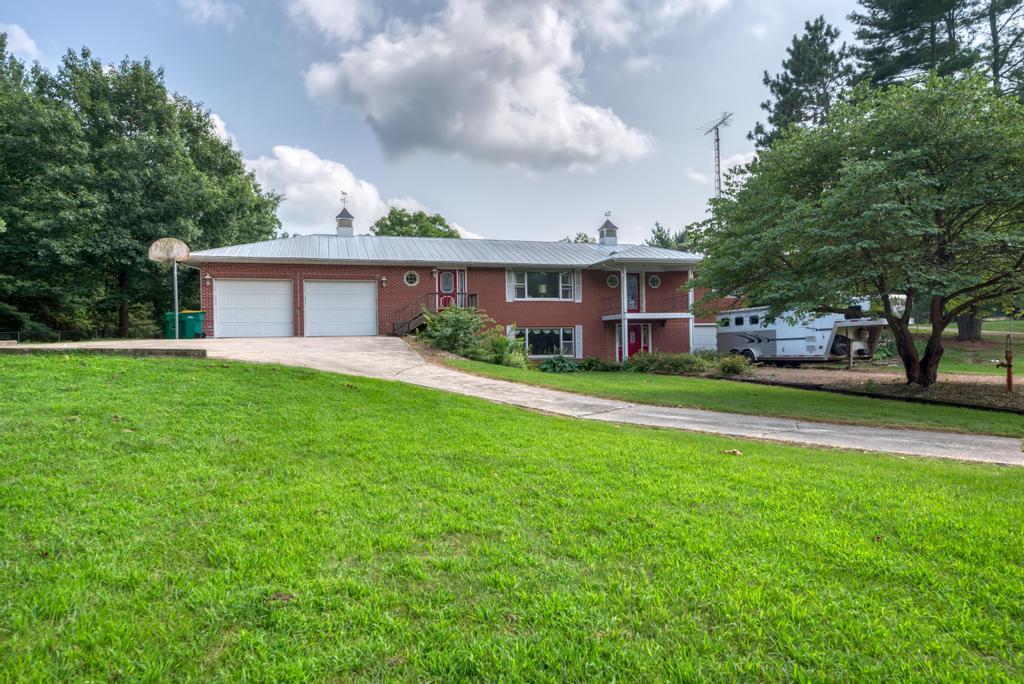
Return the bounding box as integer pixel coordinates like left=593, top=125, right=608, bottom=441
left=716, top=305, right=889, bottom=364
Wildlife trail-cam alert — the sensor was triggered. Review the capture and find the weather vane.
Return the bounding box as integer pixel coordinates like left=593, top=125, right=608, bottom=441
left=340, top=190, right=348, bottom=208
left=605, top=211, right=612, bottom=219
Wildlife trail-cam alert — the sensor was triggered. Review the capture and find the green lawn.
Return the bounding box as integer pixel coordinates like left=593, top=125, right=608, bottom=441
left=925, top=338, right=1023, bottom=375
left=445, top=359, right=1024, bottom=438
left=2, top=355, right=1023, bottom=680
left=910, top=319, right=1023, bottom=335
left=894, top=328, right=1022, bottom=375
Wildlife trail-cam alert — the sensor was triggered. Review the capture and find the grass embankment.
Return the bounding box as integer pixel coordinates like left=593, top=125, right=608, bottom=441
left=2, top=355, right=1023, bottom=680
left=446, top=358, right=1024, bottom=438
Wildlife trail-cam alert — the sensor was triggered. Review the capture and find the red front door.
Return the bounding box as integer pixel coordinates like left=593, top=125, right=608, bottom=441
left=436, top=270, right=457, bottom=309
left=617, top=323, right=650, bottom=360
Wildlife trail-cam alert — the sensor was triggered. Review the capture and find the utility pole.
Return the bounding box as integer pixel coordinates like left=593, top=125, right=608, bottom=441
left=701, top=112, right=733, bottom=199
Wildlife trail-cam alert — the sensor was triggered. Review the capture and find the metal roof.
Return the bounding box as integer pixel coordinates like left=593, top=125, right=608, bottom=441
left=188, top=234, right=701, bottom=268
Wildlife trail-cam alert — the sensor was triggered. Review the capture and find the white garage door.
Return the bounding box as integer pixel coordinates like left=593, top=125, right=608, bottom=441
left=693, top=323, right=718, bottom=352
left=304, top=280, right=378, bottom=337
left=214, top=279, right=293, bottom=338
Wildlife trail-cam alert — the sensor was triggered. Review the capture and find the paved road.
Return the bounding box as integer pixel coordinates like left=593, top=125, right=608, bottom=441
left=12, top=337, right=1023, bottom=465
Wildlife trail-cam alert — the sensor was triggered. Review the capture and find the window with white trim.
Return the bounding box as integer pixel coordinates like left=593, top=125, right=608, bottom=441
left=513, top=271, right=574, bottom=300
left=403, top=271, right=420, bottom=286
left=514, top=327, right=575, bottom=357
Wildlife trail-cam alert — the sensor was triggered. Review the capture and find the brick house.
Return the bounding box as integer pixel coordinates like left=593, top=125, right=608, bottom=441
left=187, top=212, right=716, bottom=360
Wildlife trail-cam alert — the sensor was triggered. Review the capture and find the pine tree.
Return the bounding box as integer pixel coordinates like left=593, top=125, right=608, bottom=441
left=974, top=0, right=1024, bottom=98
left=749, top=16, right=854, bottom=149
left=849, top=0, right=978, bottom=85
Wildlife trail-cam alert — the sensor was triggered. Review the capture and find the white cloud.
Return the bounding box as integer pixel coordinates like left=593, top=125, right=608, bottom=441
left=745, top=3, right=780, bottom=41
left=304, top=0, right=652, bottom=172
left=624, top=54, right=661, bottom=74
left=0, top=23, right=40, bottom=59
left=684, top=167, right=710, bottom=184
left=722, top=151, right=755, bottom=169
left=209, top=112, right=235, bottom=145
left=569, top=0, right=637, bottom=46
left=245, top=145, right=480, bottom=237
left=287, top=0, right=373, bottom=42
left=178, top=0, right=242, bottom=29
left=658, top=0, right=731, bottom=20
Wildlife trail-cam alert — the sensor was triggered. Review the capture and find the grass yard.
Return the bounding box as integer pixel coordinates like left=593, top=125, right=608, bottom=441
left=910, top=319, right=1022, bottom=335
left=892, top=332, right=1023, bottom=375
left=445, top=359, right=1024, bottom=438
left=2, top=355, right=1023, bottom=680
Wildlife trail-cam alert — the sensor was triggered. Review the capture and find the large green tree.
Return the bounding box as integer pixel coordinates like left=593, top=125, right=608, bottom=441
left=370, top=207, right=460, bottom=238
left=693, top=75, right=1024, bottom=387
left=749, top=16, right=854, bottom=149
left=0, top=36, right=97, bottom=337
left=644, top=222, right=694, bottom=251
left=0, top=40, right=280, bottom=337
left=849, top=0, right=978, bottom=85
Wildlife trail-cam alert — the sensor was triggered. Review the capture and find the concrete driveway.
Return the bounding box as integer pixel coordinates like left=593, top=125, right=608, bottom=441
left=11, top=336, right=1023, bottom=465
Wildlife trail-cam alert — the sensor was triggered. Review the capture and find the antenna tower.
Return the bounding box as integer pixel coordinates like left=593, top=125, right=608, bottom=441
left=701, top=112, right=733, bottom=199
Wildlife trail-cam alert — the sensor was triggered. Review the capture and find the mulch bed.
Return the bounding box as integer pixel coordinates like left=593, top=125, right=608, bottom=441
left=740, top=366, right=1024, bottom=413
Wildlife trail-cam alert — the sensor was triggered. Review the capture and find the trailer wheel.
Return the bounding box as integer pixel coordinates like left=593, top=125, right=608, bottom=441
left=830, top=334, right=850, bottom=357
left=741, top=349, right=757, bottom=364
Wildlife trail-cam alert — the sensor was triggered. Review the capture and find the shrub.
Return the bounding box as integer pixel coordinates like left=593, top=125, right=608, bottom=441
left=873, top=333, right=897, bottom=360
left=539, top=356, right=580, bottom=373
left=578, top=357, right=620, bottom=372
left=718, top=354, right=748, bottom=375
left=478, top=326, right=529, bottom=368
left=623, top=352, right=714, bottom=375
left=419, top=307, right=492, bottom=357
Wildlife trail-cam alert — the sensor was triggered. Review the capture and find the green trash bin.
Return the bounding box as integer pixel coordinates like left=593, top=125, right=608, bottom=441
left=163, top=311, right=206, bottom=339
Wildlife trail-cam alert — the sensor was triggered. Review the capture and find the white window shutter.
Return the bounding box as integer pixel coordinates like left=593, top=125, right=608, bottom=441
left=505, top=324, right=513, bottom=338
left=574, top=324, right=583, bottom=358
left=505, top=269, right=515, bottom=302
left=573, top=270, right=583, bottom=302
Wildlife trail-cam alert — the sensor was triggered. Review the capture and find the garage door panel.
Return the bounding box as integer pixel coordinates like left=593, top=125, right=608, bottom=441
left=214, top=279, right=293, bottom=337
left=304, top=280, right=377, bottom=337
left=692, top=323, right=717, bottom=352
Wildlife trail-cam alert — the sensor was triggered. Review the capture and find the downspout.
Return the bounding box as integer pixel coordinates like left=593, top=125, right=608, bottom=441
left=620, top=265, right=629, bottom=361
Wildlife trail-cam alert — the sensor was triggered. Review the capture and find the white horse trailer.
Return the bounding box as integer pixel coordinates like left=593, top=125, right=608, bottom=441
left=716, top=305, right=888, bottom=365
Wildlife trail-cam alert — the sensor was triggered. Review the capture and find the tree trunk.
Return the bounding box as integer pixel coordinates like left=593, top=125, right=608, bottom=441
left=918, top=333, right=944, bottom=387
left=889, top=318, right=944, bottom=387
left=117, top=271, right=130, bottom=338
left=956, top=313, right=983, bottom=341
left=990, top=0, right=1003, bottom=94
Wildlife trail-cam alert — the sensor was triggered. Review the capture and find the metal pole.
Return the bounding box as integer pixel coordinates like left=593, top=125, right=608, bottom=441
left=620, top=266, right=629, bottom=362
left=173, top=260, right=179, bottom=340
left=713, top=125, right=722, bottom=199
left=1007, top=333, right=1014, bottom=393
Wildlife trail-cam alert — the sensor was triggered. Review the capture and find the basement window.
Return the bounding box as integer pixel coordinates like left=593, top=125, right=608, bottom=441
left=514, top=327, right=575, bottom=357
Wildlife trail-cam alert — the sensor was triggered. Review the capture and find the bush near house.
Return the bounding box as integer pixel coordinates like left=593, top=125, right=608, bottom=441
left=624, top=352, right=715, bottom=375
left=578, top=357, right=621, bottom=371
left=539, top=356, right=580, bottom=373
left=419, top=306, right=527, bottom=368
left=717, top=354, right=749, bottom=375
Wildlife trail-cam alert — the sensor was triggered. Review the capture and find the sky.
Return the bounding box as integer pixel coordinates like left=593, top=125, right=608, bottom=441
left=3, top=0, right=859, bottom=243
